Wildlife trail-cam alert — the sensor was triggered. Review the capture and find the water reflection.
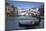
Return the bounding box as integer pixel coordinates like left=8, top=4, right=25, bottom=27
left=6, top=16, right=44, bottom=30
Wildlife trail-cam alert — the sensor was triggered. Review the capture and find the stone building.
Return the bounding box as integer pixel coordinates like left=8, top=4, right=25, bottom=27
left=5, top=2, right=18, bottom=16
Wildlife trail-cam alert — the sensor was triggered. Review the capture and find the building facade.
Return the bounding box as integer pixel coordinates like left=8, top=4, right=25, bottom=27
left=5, top=2, right=18, bottom=16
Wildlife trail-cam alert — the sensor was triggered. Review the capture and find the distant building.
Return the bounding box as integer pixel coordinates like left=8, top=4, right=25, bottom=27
left=26, top=8, right=40, bottom=16
left=38, top=4, right=44, bottom=16
left=5, top=2, right=18, bottom=16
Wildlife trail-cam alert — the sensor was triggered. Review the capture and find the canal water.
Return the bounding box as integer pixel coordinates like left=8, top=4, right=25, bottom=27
left=5, top=16, right=44, bottom=30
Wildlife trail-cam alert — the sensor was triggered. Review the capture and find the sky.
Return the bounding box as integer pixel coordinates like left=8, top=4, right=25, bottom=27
left=7, top=0, right=44, bottom=9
